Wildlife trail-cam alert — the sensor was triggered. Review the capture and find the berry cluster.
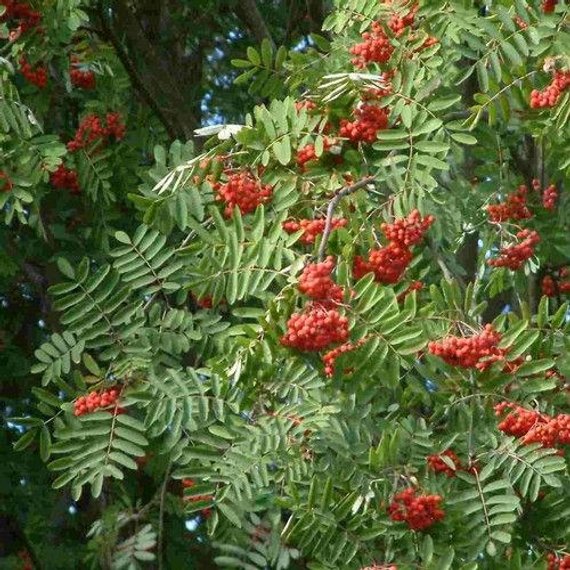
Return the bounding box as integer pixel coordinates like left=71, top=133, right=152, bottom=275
left=530, top=70, right=570, bottom=109
left=70, top=67, right=96, bottom=89
left=381, top=209, right=435, bottom=246
left=74, top=388, right=120, bottom=416
left=428, top=324, right=507, bottom=370
left=295, top=100, right=318, bottom=113
left=387, top=2, right=418, bottom=36
left=486, top=185, right=532, bottom=222
left=427, top=449, right=462, bottom=477
left=388, top=487, right=445, bottom=530
left=19, top=56, right=48, bottom=88
left=354, top=242, right=413, bottom=284
left=514, top=15, right=528, bottom=30
left=17, top=550, right=33, bottom=570
left=340, top=104, right=389, bottom=143
left=542, top=184, right=559, bottom=210
left=67, top=112, right=126, bottom=152
left=541, top=268, right=570, bottom=297
left=50, top=164, right=80, bottom=194
left=214, top=171, right=273, bottom=217
left=487, top=229, right=540, bottom=270
left=542, top=0, right=558, bottom=13
left=354, top=210, right=433, bottom=284
left=351, top=21, right=394, bottom=68
left=282, top=255, right=348, bottom=354
left=296, top=138, right=334, bottom=169
left=322, top=338, right=367, bottom=377
left=495, top=402, right=570, bottom=449
left=0, top=170, right=13, bottom=192
left=547, top=553, right=570, bottom=570
left=361, top=565, right=397, bottom=570
left=282, top=217, right=347, bottom=245
left=0, top=0, right=41, bottom=34
left=298, top=257, right=344, bottom=302
left=281, top=303, right=349, bottom=352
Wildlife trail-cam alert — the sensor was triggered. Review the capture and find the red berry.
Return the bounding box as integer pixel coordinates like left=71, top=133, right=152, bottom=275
left=350, top=21, right=394, bottom=69
left=428, top=324, right=506, bottom=370
left=340, top=104, right=389, bottom=144
left=486, top=185, right=532, bottom=222
left=283, top=217, right=347, bottom=245
left=388, top=487, right=445, bottom=530
left=487, top=230, right=540, bottom=271
left=281, top=302, right=349, bottom=352
left=213, top=170, right=273, bottom=217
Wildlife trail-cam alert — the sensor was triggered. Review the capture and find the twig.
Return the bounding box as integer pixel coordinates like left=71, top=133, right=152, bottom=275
left=157, top=460, right=172, bottom=570
left=317, top=176, right=376, bottom=261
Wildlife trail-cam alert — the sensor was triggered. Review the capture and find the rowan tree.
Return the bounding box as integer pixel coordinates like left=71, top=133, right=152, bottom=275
left=1, top=0, right=569, bottom=569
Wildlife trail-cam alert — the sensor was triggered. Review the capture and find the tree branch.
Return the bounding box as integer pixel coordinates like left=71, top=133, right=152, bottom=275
left=98, top=1, right=178, bottom=140
left=318, top=176, right=376, bottom=261
left=234, top=0, right=275, bottom=47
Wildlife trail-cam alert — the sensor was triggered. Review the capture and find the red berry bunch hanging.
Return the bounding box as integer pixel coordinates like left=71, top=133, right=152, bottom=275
left=322, top=338, right=367, bottom=377
left=19, top=56, right=48, bottom=88
left=381, top=209, right=435, bottom=246
left=0, top=0, right=41, bottom=34
left=0, top=170, right=13, bottom=192
left=353, top=242, right=413, bottom=284
left=541, top=268, right=570, bottom=297
left=353, top=211, right=433, bottom=285
left=542, top=0, right=558, bottom=13
left=542, top=184, right=559, bottom=210
left=495, top=402, right=570, bottom=449
left=350, top=21, right=394, bottom=68
left=428, top=324, right=506, bottom=370
left=17, top=550, right=33, bottom=570
left=514, top=16, right=528, bottom=30
left=282, top=217, right=347, bottom=245
left=295, top=100, right=318, bottom=113
left=296, top=138, right=334, bottom=169
left=488, top=229, right=540, bottom=270
left=530, top=70, right=570, bottom=108
left=427, top=449, right=462, bottom=477
left=547, top=553, right=570, bottom=570
left=388, top=487, right=445, bottom=530
left=339, top=104, right=389, bottom=144
left=486, top=185, right=532, bottom=222
left=298, top=257, right=344, bottom=303
left=67, top=112, right=126, bottom=152
left=74, top=388, right=120, bottom=416
left=523, top=414, right=570, bottom=447
left=213, top=170, right=273, bottom=217
left=50, top=164, right=81, bottom=194
left=70, top=67, right=96, bottom=89
left=387, top=2, right=418, bottom=36
left=281, top=302, right=349, bottom=352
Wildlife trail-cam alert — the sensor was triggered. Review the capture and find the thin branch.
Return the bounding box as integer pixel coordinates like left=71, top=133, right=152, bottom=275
left=157, top=460, right=172, bottom=570
left=317, top=176, right=376, bottom=261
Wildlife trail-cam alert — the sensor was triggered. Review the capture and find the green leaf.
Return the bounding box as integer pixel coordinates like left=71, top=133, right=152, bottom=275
left=450, top=132, right=478, bottom=145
